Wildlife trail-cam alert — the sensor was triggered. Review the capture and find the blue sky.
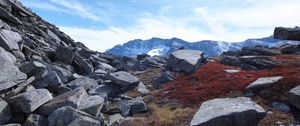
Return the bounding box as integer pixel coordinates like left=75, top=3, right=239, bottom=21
left=20, top=0, right=300, bottom=51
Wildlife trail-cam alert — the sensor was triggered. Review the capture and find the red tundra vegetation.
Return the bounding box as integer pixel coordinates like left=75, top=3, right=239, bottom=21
left=156, top=55, right=300, bottom=106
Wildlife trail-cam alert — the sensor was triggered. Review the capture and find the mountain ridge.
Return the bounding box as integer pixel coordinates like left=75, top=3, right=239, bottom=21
left=106, top=36, right=298, bottom=57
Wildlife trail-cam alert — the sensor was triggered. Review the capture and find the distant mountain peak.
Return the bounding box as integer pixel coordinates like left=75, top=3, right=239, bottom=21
left=106, top=36, right=295, bottom=57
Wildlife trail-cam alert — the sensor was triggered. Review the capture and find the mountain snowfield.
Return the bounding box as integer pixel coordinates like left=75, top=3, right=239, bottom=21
left=106, top=37, right=300, bottom=57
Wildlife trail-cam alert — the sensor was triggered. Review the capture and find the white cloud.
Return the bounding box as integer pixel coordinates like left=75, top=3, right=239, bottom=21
left=194, top=0, right=300, bottom=28
left=59, top=17, right=217, bottom=52
left=48, top=0, right=101, bottom=21
left=21, top=0, right=101, bottom=21
left=59, top=16, right=272, bottom=52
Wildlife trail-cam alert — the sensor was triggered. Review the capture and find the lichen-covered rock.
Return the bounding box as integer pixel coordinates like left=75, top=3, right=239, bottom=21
left=190, top=97, right=265, bottom=126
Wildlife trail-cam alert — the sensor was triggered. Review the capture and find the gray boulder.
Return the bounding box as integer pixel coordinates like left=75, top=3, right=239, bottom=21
left=0, top=46, right=16, bottom=64
left=190, top=97, right=265, bottom=126
left=246, top=76, right=283, bottom=91
left=153, top=71, right=175, bottom=88
left=119, top=97, right=147, bottom=117
left=19, top=61, right=47, bottom=77
left=274, top=26, right=300, bottom=41
left=0, top=29, right=22, bottom=51
left=24, top=114, right=48, bottom=126
left=74, top=54, right=94, bottom=75
left=280, top=45, right=300, bottom=54
left=241, top=47, right=281, bottom=56
left=288, top=85, right=300, bottom=110
left=0, top=98, right=11, bottom=124
left=38, top=87, right=88, bottom=116
left=55, top=46, right=75, bottom=64
left=19, top=61, right=63, bottom=88
left=0, top=57, right=27, bottom=92
left=108, top=71, right=140, bottom=88
left=95, top=62, right=115, bottom=72
left=89, top=84, right=120, bottom=98
left=239, top=56, right=277, bottom=70
left=0, top=7, right=22, bottom=24
left=66, top=77, right=98, bottom=90
left=167, top=50, right=205, bottom=73
left=8, top=89, right=53, bottom=113
left=48, top=106, right=103, bottom=126
left=78, top=95, right=105, bottom=117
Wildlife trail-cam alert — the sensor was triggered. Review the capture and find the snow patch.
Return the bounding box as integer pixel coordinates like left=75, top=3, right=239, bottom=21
left=147, top=48, right=165, bottom=56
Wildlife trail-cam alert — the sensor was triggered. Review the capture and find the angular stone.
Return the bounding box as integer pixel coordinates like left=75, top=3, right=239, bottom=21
left=66, top=77, right=98, bottom=90
left=38, top=87, right=88, bottom=116
left=288, top=85, right=300, bottom=110
left=167, top=50, right=206, bottom=73
left=78, top=95, right=105, bottom=117
left=1, top=124, right=21, bottom=126
left=55, top=46, right=75, bottom=64
left=190, top=97, right=265, bottom=126
left=33, top=71, right=62, bottom=88
left=246, top=76, right=283, bottom=91
left=241, top=47, right=281, bottom=56
left=137, top=82, right=150, bottom=95
left=0, top=57, right=27, bottom=92
left=108, top=71, right=140, bottom=88
left=19, top=61, right=47, bottom=77
left=0, top=98, right=11, bottom=125
left=47, top=29, right=61, bottom=43
left=153, top=71, right=175, bottom=88
left=0, top=29, right=22, bottom=51
left=0, top=7, right=22, bottom=24
left=0, top=47, right=16, bottom=64
left=119, top=97, right=147, bottom=117
left=274, top=26, right=300, bottom=41
left=24, top=114, right=48, bottom=126
left=89, top=84, right=120, bottom=98
left=74, top=54, right=94, bottom=75
left=95, top=62, right=115, bottom=72
left=48, top=106, right=102, bottom=126
left=8, top=89, right=53, bottom=113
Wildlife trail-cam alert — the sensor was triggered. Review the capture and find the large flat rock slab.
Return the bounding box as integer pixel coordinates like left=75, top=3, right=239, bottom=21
left=246, top=76, right=283, bottom=91
left=190, top=97, right=265, bottom=126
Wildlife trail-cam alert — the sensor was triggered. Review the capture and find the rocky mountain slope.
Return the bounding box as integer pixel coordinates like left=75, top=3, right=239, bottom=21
left=0, top=0, right=300, bottom=126
left=106, top=36, right=299, bottom=58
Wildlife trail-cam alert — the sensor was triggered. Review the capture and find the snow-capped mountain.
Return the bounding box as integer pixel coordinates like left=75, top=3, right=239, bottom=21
left=106, top=37, right=298, bottom=57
